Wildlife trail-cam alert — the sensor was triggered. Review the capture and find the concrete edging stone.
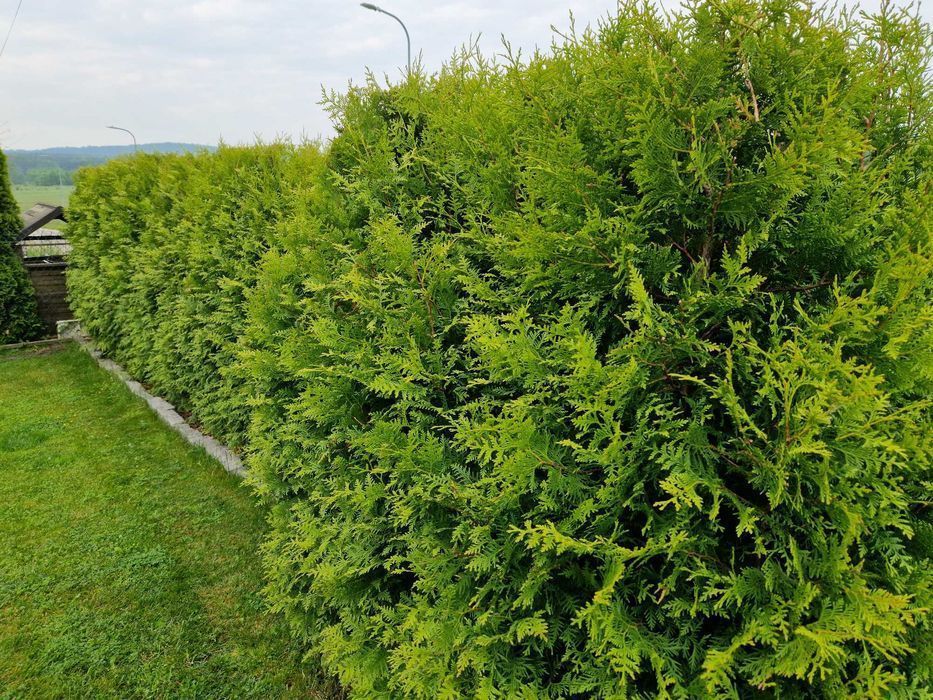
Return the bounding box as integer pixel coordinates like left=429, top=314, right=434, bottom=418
left=58, top=321, right=246, bottom=478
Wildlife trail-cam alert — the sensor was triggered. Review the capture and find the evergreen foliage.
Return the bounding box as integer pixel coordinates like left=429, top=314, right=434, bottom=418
left=67, top=1, right=932, bottom=696
left=0, top=148, right=43, bottom=343
left=68, top=145, right=325, bottom=445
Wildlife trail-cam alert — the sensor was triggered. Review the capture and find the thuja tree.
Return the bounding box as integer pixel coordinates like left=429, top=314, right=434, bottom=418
left=0, top=147, right=42, bottom=343
left=244, top=0, right=932, bottom=697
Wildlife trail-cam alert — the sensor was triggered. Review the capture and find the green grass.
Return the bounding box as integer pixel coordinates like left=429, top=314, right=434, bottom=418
left=0, top=344, right=336, bottom=699
left=12, top=185, right=74, bottom=212
left=13, top=186, right=74, bottom=231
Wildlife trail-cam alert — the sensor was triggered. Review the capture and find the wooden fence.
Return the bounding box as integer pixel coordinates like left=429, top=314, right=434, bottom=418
left=23, top=260, right=71, bottom=336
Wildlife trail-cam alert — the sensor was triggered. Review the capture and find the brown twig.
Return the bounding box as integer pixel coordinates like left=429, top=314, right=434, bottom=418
left=762, top=278, right=833, bottom=294
left=744, top=77, right=760, bottom=123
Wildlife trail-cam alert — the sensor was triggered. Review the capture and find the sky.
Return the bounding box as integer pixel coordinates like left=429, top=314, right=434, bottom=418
left=0, top=0, right=928, bottom=150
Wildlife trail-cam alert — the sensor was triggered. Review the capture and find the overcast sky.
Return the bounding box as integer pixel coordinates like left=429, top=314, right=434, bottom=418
left=0, top=0, right=927, bottom=150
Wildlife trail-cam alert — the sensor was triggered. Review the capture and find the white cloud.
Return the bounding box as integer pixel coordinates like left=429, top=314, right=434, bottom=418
left=0, top=0, right=928, bottom=149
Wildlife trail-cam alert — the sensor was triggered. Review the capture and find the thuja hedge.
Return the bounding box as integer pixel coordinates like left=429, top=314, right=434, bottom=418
left=0, top=148, right=43, bottom=344
left=68, top=1, right=931, bottom=696
left=68, top=145, right=327, bottom=444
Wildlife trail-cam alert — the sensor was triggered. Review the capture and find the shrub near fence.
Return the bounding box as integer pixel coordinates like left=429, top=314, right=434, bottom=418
left=68, top=1, right=932, bottom=696
left=0, top=148, right=43, bottom=343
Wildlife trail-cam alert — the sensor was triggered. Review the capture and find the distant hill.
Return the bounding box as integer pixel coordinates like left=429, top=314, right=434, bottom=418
left=6, top=143, right=214, bottom=185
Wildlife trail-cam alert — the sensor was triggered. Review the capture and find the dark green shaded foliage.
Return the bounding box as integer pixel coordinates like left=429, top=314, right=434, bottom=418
left=0, top=252, right=44, bottom=344
left=0, top=150, right=22, bottom=244
left=0, top=148, right=43, bottom=343
left=68, top=1, right=931, bottom=696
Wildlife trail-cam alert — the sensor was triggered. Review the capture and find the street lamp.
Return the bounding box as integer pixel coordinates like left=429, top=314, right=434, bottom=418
left=106, top=125, right=138, bottom=152
left=360, top=3, right=411, bottom=74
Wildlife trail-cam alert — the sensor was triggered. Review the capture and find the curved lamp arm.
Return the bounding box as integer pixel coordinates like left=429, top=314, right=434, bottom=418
left=360, top=3, right=411, bottom=74
left=106, top=125, right=138, bottom=152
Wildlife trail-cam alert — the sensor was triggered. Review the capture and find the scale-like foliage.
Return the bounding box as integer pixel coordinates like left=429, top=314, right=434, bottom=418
left=0, top=147, right=43, bottom=343
left=69, top=1, right=931, bottom=696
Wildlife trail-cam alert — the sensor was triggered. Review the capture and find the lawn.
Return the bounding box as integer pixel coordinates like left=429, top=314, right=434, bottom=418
left=0, top=344, right=335, bottom=699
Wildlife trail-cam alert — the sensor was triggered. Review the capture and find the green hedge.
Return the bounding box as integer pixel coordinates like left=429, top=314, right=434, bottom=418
left=68, top=145, right=327, bottom=445
left=0, top=148, right=43, bottom=344
left=68, top=1, right=931, bottom=696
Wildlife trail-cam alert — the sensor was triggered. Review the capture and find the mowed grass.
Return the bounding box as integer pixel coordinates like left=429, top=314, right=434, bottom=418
left=0, top=344, right=334, bottom=699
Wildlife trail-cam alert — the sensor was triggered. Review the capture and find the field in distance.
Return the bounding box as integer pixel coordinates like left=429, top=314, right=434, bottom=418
left=13, top=185, right=74, bottom=230
left=14, top=184, right=74, bottom=211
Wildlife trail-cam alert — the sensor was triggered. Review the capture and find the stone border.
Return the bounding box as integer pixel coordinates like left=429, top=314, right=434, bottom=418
left=59, top=322, right=245, bottom=478
left=0, top=337, right=66, bottom=351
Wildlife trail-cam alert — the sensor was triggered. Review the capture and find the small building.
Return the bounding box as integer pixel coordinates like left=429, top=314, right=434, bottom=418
left=14, top=203, right=72, bottom=335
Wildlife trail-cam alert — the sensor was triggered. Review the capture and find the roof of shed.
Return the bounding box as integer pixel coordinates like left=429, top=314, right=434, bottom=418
left=18, top=203, right=66, bottom=243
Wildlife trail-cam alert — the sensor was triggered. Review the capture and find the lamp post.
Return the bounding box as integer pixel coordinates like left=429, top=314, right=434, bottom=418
left=106, top=125, right=138, bottom=152
left=360, top=3, right=411, bottom=74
